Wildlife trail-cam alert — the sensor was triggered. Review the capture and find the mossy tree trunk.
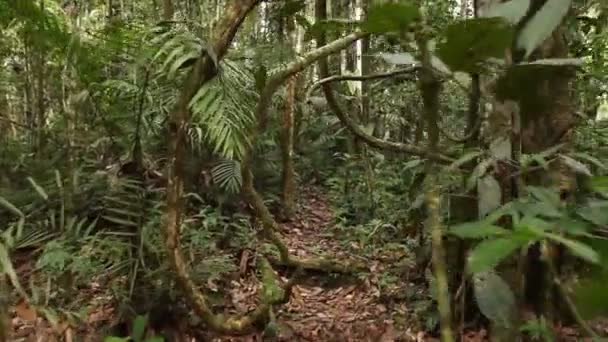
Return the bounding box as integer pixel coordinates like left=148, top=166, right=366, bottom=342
left=279, top=15, right=300, bottom=221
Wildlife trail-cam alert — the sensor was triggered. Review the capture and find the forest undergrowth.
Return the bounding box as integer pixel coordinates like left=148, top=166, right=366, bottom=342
left=7, top=182, right=607, bottom=342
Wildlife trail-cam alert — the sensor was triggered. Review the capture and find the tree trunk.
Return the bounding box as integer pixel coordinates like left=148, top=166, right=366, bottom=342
left=162, top=0, right=174, bottom=21
left=279, top=19, right=299, bottom=220
left=519, top=25, right=577, bottom=322
left=163, top=0, right=273, bottom=334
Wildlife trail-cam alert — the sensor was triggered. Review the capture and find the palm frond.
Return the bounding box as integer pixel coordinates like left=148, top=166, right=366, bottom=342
left=211, top=159, right=242, bottom=194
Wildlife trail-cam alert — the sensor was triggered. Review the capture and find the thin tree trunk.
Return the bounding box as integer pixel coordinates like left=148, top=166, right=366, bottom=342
left=280, top=69, right=298, bottom=220
left=162, top=0, right=174, bottom=21
left=35, top=0, right=46, bottom=156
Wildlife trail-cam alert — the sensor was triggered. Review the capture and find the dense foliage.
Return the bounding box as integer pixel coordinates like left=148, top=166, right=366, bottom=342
left=0, top=0, right=607, bottom=341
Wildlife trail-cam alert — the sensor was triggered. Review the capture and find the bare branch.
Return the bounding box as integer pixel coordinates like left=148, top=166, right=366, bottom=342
left=305, top=66, right=419, bottom=99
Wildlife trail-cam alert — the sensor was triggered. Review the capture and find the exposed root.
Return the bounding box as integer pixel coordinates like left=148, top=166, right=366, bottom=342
left=241, top=158, right=367, bottom=275
left=269, top=255, right=367, bottom=274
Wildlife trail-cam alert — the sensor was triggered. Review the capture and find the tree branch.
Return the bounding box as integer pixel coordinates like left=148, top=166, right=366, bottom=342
left=305, top=66, right=419, bottom=99
left=312, top=3, right=452, bottom=163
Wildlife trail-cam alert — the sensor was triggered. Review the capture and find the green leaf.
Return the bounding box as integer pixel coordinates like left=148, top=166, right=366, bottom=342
left=541, top=232, right=600, bottom=264
left=436, top=18, right=514, bottom=73
left=578, top=201, right=608, bottom=226
left=362, top=2, right=421, bottom=34
left=101, top=215, right=138, bottom=227
left=169, top=51, right=199, bottom=79
left=131, top=314, right=148, bottom=342
left=468, top=237, right=528, bottom=274
left=570, top=153, right=607, bottom=171
left=483, top=0, right=530, bottom=24
left=526, top=186, right=560, bottom=209
left=518, top=201, right=563, bottom=219
left=516, top=0, right=572, bottom=59
left=560, top=155, right=592, bottom=176
left=104, top=337, right=129, bottom=342
left=403, top=158, right=424, bottom=170
left=448, top=150, right=483, bottom=171
left=0, top=242, right=27, bottom=299
left=27, top=177, right=48, bottom=201
left=0, top=196, right=23, bottom=218
left=473, top=271, right=517, bottom=327
left=484, top=201, right=519, bottom=224
left=555, top=218, right=592, bottom=237
left=450, top=222, right=510, bottom=239
left=515, top=216, right=553, bottom=234
left=379, top=52, right=418, bottom=65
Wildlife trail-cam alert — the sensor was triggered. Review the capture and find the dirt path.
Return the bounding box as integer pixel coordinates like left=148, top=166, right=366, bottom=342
left=211, top=187, right=417, bottom=342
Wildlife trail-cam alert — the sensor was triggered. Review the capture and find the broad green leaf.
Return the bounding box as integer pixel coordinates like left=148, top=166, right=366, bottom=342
left=515, top=216, right=553, bottom=234
left=448, top=150, right=483, bottom=171
left=449, top=222, right=510, bottom=239
left=526, top=186, right=560, bottom=208
left=516, top=0, right=572, bottom=59
left=131, top=314, right=148, bottom=342
left=362, top=2, right=421, bottom=34
left=484, top=0, right=530, bottom=24
left=485, top=201, right=519, bottom=224
left=541, top=232, right=600, bottom=264
left=379, top=52, right=417, bottom=65
left=560, top=155, right=592, bottom=176
left=403, top=158, right=424, bottom=170
left=570, top=153, right=607, bottom=171
left=478, top=175, right=502, bottom=218
left=577, top=201, right=608, bottom=226
left=473, top=271, right=517, bottom=327
left=436, top=18, right=514, bottom=73
left=555, top=218, right=592, bottom=237
left=468, top=237, right=528, bottom=274
left=518, top=201, right=563, bottom=219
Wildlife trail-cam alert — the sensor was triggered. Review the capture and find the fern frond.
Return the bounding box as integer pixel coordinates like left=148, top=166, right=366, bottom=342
left=211, top=159, right=242, bottom=194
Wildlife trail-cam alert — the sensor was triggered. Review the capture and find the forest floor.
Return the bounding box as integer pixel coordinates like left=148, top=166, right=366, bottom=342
left=8, top=187, right=608, bottom=341
left=216, top=188, right=419, bottom=341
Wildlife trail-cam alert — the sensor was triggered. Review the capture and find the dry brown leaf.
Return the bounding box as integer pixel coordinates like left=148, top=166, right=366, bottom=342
left=15, top=300, right=37, bottom=322
left=239, top=249, right=250, bottom=276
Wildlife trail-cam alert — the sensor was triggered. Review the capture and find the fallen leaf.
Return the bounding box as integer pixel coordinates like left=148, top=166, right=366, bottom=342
left=15, top=299, right=37, bottom=321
